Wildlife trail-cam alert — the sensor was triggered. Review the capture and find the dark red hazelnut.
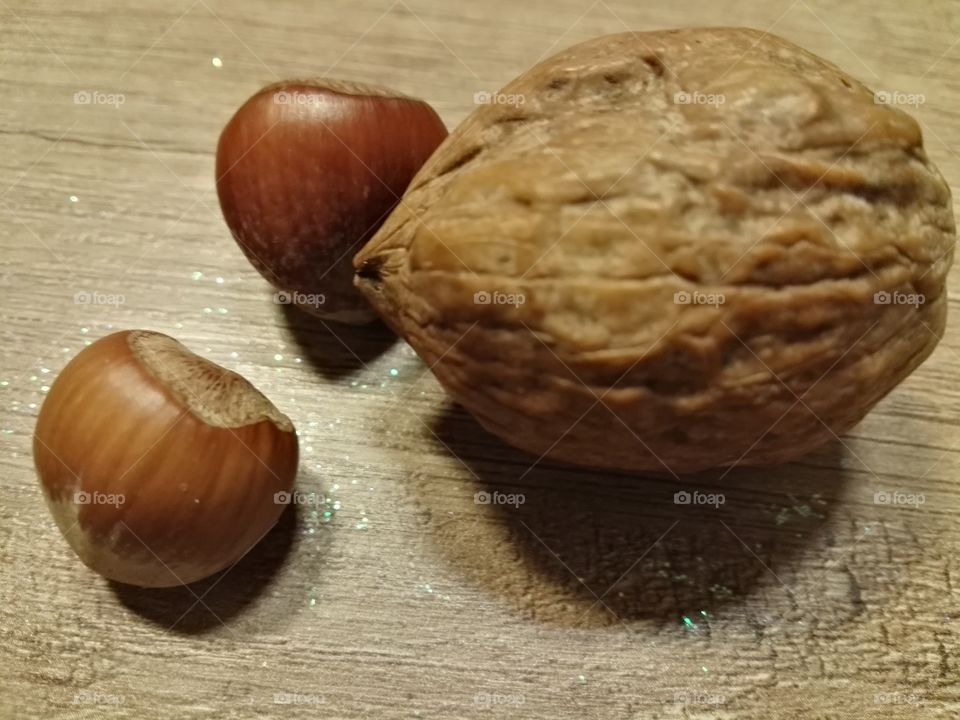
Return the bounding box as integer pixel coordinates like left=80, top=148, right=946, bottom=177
left=216, top=79, right=448, bottom=323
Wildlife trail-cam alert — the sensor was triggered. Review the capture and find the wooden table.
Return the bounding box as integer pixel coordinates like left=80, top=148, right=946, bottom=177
left=2, top=1, right=958, bottom=718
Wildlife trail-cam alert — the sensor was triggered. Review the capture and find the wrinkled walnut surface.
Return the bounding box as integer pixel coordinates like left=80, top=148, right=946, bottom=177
left=355, top=27, right=955, bottom=474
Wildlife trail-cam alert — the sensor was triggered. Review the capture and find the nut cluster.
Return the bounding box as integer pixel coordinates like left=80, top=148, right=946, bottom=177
left=35, top=33, right=955, bottom=588
left=37, top=76, right=448, bottom=587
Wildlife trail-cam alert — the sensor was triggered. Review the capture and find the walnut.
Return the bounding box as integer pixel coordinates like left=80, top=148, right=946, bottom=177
left=354, top=28, right=955, bottom=473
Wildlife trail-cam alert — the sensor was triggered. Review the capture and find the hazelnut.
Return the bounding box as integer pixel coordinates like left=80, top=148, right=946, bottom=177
left=216, top=79, right=448, bottom=323
left=33, top=331, right=298, bottom=587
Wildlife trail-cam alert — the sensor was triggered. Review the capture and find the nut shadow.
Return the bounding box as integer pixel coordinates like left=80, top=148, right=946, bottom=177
left=110, top=504, right=299, bottom=633
left=425, top=404, right=849, bottom=628
left=279, top=302, right=397, bottom=379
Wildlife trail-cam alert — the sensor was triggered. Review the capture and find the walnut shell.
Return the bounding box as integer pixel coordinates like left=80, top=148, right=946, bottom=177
left=354, top=28, right=955, bottom=474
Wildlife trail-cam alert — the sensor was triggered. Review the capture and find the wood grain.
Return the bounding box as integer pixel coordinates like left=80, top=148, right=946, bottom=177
left=1, top=1, right=958, bottom=718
